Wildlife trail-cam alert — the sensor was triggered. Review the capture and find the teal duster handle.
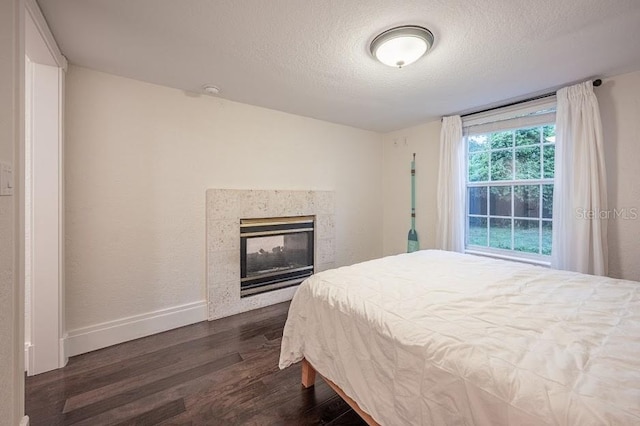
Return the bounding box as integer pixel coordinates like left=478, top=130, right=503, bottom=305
left=408, top=153, right=419, bottom=253
left=411, top=153, right=416, bottom=230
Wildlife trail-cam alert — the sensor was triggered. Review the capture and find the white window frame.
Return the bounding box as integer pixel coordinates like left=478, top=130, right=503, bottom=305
left=462, top=97, right=557, bottom=265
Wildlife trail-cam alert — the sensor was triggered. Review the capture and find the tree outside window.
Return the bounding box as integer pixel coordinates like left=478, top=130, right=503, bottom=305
left=466, top=125, right=555, bottom=256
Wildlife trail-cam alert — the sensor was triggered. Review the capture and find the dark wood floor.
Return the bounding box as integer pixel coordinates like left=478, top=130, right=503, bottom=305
left=26, top=302, right=367, bottom=425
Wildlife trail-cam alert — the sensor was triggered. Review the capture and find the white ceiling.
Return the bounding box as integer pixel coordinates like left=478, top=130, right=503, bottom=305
left=37, top=0, right=640, bottom=132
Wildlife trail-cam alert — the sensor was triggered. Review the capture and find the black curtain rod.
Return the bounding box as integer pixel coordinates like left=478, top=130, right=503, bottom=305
left=459, top=78, right=602, bottom=119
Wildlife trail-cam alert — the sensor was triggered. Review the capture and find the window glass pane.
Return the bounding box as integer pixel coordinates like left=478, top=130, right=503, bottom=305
left=543, top=125, right=556, bottom=143
left=490, top=131, right=513, bottom=149
left=542, top=221, right=552, bottom=255
left=514, top=219, right=540, bottom=254
left=490, top=186, right=511, bottom=216
left=543, top=144, right=555, bottom=178
left=468, top=187, right=487, bottom=215
left=515, top=146, right=541, bottom=179
left=465, top=121, right=555, bottom=257
left=468, top=217, right=487, bottom=246
left=469, top=152, right=489, bottom=182
left=542, top=184, right=553, bottom=218
left=490, top=218, right=512, bottom=250
left=490, top=150, right=512, bottom=181
left=514, top=185, right=540, bottom=218
left=515, top=127, right=540, bottom=147
left=468, top=134, right=488, bottom=152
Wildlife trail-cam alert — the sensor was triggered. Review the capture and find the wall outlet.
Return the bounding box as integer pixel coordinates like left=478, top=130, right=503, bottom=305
left=0, top=161, right=14, bottom=196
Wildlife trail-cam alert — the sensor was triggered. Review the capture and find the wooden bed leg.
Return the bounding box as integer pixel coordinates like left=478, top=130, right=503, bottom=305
left=300, top=358, right=380, bottom=425
left=301, top=358, right=316, bottom=388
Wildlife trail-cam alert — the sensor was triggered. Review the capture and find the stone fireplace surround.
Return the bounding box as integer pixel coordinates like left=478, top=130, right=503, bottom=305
left=206, top=189, right=336, bottom=320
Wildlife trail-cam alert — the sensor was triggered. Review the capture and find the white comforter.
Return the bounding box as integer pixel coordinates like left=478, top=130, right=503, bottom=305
left=279, top=250, right=640, bottom=425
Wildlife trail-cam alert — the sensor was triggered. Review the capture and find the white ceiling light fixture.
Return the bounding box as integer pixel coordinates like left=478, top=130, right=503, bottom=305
left=370, top=25, right=434, bottom=68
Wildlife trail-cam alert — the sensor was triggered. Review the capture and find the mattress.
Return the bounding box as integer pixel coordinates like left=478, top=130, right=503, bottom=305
left=279, top=250, right=640, bottom=425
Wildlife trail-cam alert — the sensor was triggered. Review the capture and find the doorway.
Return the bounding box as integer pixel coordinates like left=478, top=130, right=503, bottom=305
left=24, top=0, right=66, bottom=375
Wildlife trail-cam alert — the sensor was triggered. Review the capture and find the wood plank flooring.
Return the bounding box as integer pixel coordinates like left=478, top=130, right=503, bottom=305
left=25, top=302, right=367, bottom=425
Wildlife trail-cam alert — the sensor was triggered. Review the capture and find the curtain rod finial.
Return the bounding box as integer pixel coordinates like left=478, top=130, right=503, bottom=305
left=593, top=79, right=602, bottom=87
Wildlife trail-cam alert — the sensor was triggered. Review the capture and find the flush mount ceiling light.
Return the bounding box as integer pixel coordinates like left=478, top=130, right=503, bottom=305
left=370, top=26, right=434, bottom=68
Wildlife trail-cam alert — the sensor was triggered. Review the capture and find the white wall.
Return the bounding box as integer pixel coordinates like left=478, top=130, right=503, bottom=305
left=0, top=0, right=24, bottom=424
left=65, top=66, right=383, bottom=332
left=599, top=71, right=640, bottom=281
left=382, top=72, right=640, bottom=281
left=382, top=121, right=440, bottom=256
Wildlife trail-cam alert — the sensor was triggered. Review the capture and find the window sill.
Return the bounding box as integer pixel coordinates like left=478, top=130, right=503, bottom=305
left=465, top=248, right=551, bottom=267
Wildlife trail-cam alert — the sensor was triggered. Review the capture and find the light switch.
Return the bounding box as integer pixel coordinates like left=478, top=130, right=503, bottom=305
left=0, top=162, right=13, bottom=196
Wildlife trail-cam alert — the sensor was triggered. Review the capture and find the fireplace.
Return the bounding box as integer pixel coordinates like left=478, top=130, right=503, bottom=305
left=207, top=189, right=334, bottom=320
left=240, top=216, right=314, bottom=297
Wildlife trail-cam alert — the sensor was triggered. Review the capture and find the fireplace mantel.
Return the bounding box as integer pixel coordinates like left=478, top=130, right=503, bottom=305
left=206, top=189, right=335, bottom=320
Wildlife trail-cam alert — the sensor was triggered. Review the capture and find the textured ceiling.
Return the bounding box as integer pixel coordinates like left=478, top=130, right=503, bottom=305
left=37, top=0, right=640, bottom=132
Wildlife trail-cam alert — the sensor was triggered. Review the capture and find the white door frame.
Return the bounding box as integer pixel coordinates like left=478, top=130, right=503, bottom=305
left=24, top=0, right=67, bottom=375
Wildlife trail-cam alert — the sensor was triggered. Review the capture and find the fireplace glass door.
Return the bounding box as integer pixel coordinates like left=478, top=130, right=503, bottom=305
left=240, top=216, right=314, bottom=297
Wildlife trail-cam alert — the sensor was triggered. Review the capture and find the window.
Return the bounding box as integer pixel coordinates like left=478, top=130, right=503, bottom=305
left=464, top=102, right=556, bottom=260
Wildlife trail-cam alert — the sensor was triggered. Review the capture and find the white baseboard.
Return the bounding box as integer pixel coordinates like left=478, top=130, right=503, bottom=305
left=59, top=336, right=68, bottom=368
left=64, top=301, right=207, bottom=357
left=24, top=343, right=31, bottom=372
left=19, top=415, right=29, bottom=426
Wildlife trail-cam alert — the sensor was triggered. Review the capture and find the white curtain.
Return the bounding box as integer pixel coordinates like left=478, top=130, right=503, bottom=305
left=436, top=115, right=465, bottom=252
left=552, top=81, right=608, bottom=275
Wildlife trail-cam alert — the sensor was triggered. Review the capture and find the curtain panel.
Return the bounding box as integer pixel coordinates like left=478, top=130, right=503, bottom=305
left=436, top=115, right=465, bottom=252
left=552, top=81, right=608, bottom=275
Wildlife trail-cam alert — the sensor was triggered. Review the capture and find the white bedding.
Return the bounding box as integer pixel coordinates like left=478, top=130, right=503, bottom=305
left=279, top=250, right=640, bottom=425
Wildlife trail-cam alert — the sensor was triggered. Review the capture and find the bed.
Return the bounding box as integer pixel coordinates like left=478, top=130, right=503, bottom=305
left=279, top=250, right=640, bottom=425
